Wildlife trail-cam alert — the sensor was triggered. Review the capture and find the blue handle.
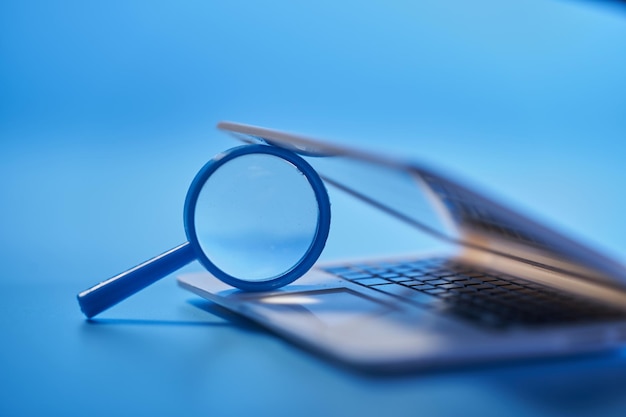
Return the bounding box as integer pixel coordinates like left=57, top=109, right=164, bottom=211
left=77, top=242, right=196, bottom=318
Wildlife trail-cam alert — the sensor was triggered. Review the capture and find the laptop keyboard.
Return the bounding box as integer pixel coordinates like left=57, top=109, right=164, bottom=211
left=323, top=258, right=626, bottom=330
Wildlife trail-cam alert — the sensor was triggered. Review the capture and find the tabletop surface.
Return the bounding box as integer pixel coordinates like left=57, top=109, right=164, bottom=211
left=2, top=1, right=626, bottom=416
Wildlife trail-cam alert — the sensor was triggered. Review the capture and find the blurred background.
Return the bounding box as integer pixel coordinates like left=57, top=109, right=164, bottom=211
left=1, top=1, right=626, bottom=416
left=2, top=0, right=626, bottom=284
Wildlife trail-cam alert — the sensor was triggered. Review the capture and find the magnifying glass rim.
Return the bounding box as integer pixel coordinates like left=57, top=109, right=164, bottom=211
left=183, top=144, right=331, bottom=292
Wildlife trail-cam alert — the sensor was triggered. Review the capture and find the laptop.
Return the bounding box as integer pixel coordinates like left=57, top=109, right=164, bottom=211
left=178, top=122, right=626, bottom=372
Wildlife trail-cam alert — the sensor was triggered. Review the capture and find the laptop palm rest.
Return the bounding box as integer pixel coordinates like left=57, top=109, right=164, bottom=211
left=177, top=271, right=490, bottom=369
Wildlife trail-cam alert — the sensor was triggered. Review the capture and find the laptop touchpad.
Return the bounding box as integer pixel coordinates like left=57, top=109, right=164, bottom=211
left=249, top=288, right=396, bottom=328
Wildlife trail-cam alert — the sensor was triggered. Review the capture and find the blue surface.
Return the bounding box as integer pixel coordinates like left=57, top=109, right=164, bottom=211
left=2, top=1, right=626, bottom=416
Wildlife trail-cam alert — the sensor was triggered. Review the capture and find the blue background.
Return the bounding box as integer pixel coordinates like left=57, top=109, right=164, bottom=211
left=1, top=1, right=626, bottom=416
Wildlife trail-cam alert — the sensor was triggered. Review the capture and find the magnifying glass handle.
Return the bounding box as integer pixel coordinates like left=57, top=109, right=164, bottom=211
left=77, top=242, right=196, bottom=318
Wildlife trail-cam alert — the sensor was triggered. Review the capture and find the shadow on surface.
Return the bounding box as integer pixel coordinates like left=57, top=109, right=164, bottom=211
left=85, top=317, right=232, bottom=327
left=77, top=299, right=266, bottom=332
left=186, top=298, right=265, bottom=333
left=486, top=351, right=626, bottom=414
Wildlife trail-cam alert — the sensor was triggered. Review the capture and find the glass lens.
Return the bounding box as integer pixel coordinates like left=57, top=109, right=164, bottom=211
left=193, top=153, right=319, bottom=282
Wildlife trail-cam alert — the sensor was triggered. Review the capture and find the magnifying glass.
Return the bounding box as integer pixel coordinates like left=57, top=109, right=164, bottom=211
left=77, top=144, right=331, bottom=318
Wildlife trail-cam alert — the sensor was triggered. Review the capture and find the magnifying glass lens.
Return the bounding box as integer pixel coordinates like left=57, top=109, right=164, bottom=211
left=193, top=154, right=319, bottom=281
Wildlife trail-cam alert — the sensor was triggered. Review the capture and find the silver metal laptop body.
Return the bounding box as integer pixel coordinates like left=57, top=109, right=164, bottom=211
left=178, top=122, right=626, bottom=371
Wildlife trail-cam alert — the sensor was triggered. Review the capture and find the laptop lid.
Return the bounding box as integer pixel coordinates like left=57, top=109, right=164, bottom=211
left=215, top=121, right=626, bottom=292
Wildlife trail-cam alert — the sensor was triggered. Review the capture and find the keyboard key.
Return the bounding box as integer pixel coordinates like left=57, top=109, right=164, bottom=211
left=373, top=283, right=441, bottom=306
left=439, top=283, right=464, bottom=290
left=340, top=272, right=373, bottom=280
left=404, top=270, right=431, bottom=278
left=387, top=276, right=414, bottom=283
left=353, top=277, right=389, bottom=286
left=478, top=276, right=498, bottom=282
left=501, top=284, right=523, bottom=290
left=455, top=287, right=478, bottom=293
left=361, top=267, right=390, bottom=274
left=481, top=288, right=507, bottom=296
left=424, top=288, right=446, bottom=295
left=412, top=284, right=436, bottom=291
left=406, top=291, right=442, bottom=306
left=489, top=280, right=511, bottom=286
left=434, top=272, right=458, bottom=278
left=423, top=279, right=448, bottom=286
left=437, top=291, right=459, bottom=299
left=517, top=288, right=539, bottom=295
left=446, top=275, right=473, bottom=282
left=370, top=283, right=411, bottom=296
left=401, top=279, right=429, bottom=286
left=470, top=284, right=494, bottom=290
left=508, top=278, right=531, bottom=285
left=378, top=272, right=401, bottom=279
left=463, top=272, right=487, bottom=278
